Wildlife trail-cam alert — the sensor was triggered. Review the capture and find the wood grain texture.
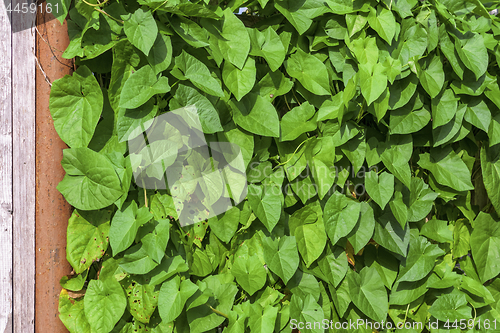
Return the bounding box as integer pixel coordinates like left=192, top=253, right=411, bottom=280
left=0, top=2, right=13, bottom=333
left=11, top=3, right=36, bottom=333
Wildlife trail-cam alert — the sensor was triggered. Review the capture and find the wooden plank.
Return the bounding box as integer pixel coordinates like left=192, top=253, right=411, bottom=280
left=0, top=1, right=13, bottom=332
left=11, top=3, right=36, bottom=332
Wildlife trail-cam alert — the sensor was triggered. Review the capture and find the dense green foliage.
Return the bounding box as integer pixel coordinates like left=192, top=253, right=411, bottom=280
left=50, top=0, right=500, bottom=332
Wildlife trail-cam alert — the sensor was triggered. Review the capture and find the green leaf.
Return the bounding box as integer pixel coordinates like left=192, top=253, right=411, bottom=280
left=288, top=272, right=321, bottom=304
left=248, top=303, right=278, bottom=333
left=119, top=244, right=159, bottom=275
left=453, top=219, right=471, bottom=258
left=481, top=145, right=500, bottom=215
left=417, top=146, right=474, bottom=192
left=218, top=8, right=251, bottom=69
left=262, top=235, right=300, bottom=284
left=461, top=274, right=495, bottom=306
left=286, top=49, right=331, bottom=96
left=217, top=124, right=254, bottom=169
left=57, top=148, right=124, bottom=210
left=280, top=102, right=317, bottom=141
left=141, top=219, right=171, bottom=264
left=252, top=70, right=293, bottom=103
left=432, top=103, right=467, bottom=147
left=109, top=201, right=153, bottom=255
left=208, top=206, right=240, bottom=243
left=329, top=278, right=351, bottom=317
left=116, top=98, right=158, bottom=142
left=389, top=106, right=431, bottom=135
left=393, top=24, right=428, bottom=64
left=464, top=97, right=491, bottom=132
left=397, top=231, right=445, bottom=283
left=389, top=277, right=428, bottom=305
left=388, top=73, right=418, bottom=110
left=349, top=36, right=378, bottom=70
left=222, top=56, right=256, bottom=101
left=122, top=8, right=158, bottom=55
left=455, top=32, right=488, bottom=80
left=373, top=210, right=410, bottom=257
left=439, top=26, right=465, bottom=79
left=232, top=254, right=266, bottom=296
left=84, top=278, right=127, bottom=333
left=123, top=279, right=159, bottom=324
left=146, top=256, right=189, bottom=287
left=309, top=136, right=336, bottom=199
left=290, top=294, right=324, bottom=333
left=50, top=66, right=103, bottom=148
left=289, top=204, right=327, bottom=268
left=108, top=40, right=137, bottom=112
left=407, top=177, right=439, bottom=222
left=275, top=0, right=328, bottom=34
left=169, top=84, right=223, bottom=134
left=247, top=183, right=282, bottom=232
left=66, top=209, right=112, bottom=274
left=158, top=276, right=198, bottom=323
left=260, top=27, right=287, bottom=72
left=169, top=15, right=209, bottom=48
left=347, top=202, right=376, bottom=254
left=347, top=266, right=389, bottom=322
left=318, top=245, right=348, bottom=287
left=324, top=192, right=361, bottom=245
left=190, top=248, right=213, bottom=277
left=119, top=65, right=170, bottom=109
left=59, top=290, right=92, bottom=332
left=431, top=89, right=459, bottom=129
left=428, top=289, right=471, bottom=321
left=418, top=54, right=445, bottom=98
left=147, top=34, right=172, bottom=75
left=359, top=64, right=388, bottom=106
left=186, top=276, right=238, bottom=333
left=389, top=189, right=408, bottom=228
left=340, top=134, right=366, bottom=174
left=380, top=135, right=413, bottom=188
left=346, top=12, right=368, bottom=36
left=391, top=0, right=418, bottom=18
left=364, top=246, right=398, bottom=290
left=420, top=218, right=453, bottom=243
left=60, top=270, right=88, bottom=291
left=230, top=93, right=280, bottom=137
left=365, top=171, right=394, bottom=210
left=175, top=50, right=225, bottom=97
left=367, top=6, right=396, bottom=45
left=470, top=212, right=500, bottom=283
left=489, top=113, right=500, bottom=147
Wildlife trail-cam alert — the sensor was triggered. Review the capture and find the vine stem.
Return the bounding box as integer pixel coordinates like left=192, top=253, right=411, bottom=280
left=209, top=305, right=229, bottom=319
left=284, top=95, right=291, bottom=111
left=472, top=304, right=477, bottom=326
left=273, top=136, right=314, bottom=170
left=403, top=304, right=410, bottom=324
left=291, top=89, right=301, bottom=106
left=81, top=0, right=109, bottom=7
left=96, top=8, right=124, bottom=23
left=152, top=0, right=169, bottom=13
left=80, top=0, right=124, bottom=23
left=141, top=179, right=148, bottom=208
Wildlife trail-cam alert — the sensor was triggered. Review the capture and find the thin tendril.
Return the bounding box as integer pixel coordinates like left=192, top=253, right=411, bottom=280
left=273, top=137, right=313, bottom=170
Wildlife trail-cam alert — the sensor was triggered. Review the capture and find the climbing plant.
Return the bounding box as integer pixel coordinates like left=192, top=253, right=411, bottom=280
left=50, top=0, right=500, bottom=332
